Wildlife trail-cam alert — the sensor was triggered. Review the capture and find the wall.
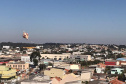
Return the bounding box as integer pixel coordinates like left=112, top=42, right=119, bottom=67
left=41, top=54, right=70, bottom=60
left=81, top=72, right=91, bottom=81
left=44, top=68, right=65, bottom=79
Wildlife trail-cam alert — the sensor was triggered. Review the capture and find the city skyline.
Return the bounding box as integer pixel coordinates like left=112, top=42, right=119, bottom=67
left=0, top=0, right=126, bottom=44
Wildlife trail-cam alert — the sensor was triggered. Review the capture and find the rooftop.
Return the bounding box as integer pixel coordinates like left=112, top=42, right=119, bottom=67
left=116, top=58, right=126, bottom=61
left=7, top=61, right=26, bottom=64
left=110, top=78, right=125, bottom=84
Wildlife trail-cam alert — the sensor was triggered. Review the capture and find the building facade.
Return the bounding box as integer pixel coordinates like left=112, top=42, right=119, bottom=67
left=41, top=54, right=71, bottom=60
left=0, top=65, right=17, bottom=79
left=111, top=68, right=124, bottom=74
left=21, top=56, right=30, bottom=62
left=44, top=68, right=65, bottom=79
left=6, top=61, right=29, bottom=70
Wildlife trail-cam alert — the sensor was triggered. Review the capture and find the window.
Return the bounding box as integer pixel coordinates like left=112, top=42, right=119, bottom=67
left=59, top=58, right=62, bottom=60
left=111, top=70, right=117, bottom=72
left=121, top=70, right=124, bottom=72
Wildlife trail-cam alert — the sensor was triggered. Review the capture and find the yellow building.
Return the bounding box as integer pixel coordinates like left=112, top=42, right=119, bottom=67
left=0, top=65, right=17, bottom=79
left=23, top=47, right=36, bottom=49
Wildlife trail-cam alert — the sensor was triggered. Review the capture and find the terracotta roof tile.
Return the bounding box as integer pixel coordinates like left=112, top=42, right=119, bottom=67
left=51, top=77, right=61, bottom=81
left=110, top=78, right=125, bottom=84
left=65, top=69, right=69, bottom=72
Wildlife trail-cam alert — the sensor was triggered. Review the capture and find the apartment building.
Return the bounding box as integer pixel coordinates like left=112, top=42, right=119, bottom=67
left=6, top=61, right=29, bottom=70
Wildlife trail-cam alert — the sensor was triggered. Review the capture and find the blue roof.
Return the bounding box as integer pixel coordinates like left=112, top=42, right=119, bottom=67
left=116, top=58, right=126, bottom=61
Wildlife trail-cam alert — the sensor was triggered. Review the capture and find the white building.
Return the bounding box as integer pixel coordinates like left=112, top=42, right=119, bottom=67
left=70, top=64, right=80, bottom=70
left=2, top=46, right=10, bottom=50
left=96, top=67, right=104, bottom=73
left=21, top=56, right=33, bottom=65
left=21, top=56, right=30, bottom=62
left=72, top=52, right=84, bottom=55
left=40, top=54, right=71, bottom=60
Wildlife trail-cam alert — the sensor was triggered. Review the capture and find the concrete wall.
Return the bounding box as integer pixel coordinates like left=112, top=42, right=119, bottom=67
left=81, top=71, right=91, bottom=81
left=44, top=68, right=65, bottom=79
left=6, top=63, right=29, bottom=70
left=21, top=56, right=30, bottom=62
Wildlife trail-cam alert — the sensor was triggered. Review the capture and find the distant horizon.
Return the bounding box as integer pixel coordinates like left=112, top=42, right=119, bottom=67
left=0, top=41, right=126, bottom=45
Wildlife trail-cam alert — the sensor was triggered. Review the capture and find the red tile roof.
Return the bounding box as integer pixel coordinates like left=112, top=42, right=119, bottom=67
left=105, top=61, right=116, bottom=65
left=65, top=69, right=69, bottom=72
left=110, top=78, right=125, bottom=84
left=51, top=77, right=61, bottom=81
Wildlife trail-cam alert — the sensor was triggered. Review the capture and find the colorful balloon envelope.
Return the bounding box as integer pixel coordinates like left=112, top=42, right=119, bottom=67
left=23, top=32, right=29, bottom=40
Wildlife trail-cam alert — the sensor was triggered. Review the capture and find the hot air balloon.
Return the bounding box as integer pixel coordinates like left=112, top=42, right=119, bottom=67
left=23, top=32, right=29, bottom=40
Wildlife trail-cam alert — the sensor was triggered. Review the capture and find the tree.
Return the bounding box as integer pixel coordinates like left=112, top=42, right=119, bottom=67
left=105, top=66, right=111, bottom=74
left=33, top=59, right=38, bottom=66
left=2, top=63, right=6, bottom=65
left=68, top=69, right=73, bottom=73
left=118, top=72, right=126, bottom=81
left=85, top=81, right=88, bottom=84
left=115, top=71, right=118, bottom=75
left=94, top=69, right=97, bottom=73
left=47, top=57, right=49, bottom=59
left=48, top=62, right=53, bottom=67
left=39, top=64, right=46, bottom=70
left=30, top=51, right=41, bottom=62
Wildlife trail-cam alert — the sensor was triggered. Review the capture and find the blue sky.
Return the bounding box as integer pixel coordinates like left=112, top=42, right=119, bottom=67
left=0, top=0, right=126, bottom=44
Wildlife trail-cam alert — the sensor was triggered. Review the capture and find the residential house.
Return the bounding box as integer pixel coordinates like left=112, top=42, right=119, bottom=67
left=111, top=68, right=124, bottom=74
left=95, top=63, right=106, bottom=73
left=116, top=58, right=126, bottom=65
left=97, top=63, right=106, bottom=69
